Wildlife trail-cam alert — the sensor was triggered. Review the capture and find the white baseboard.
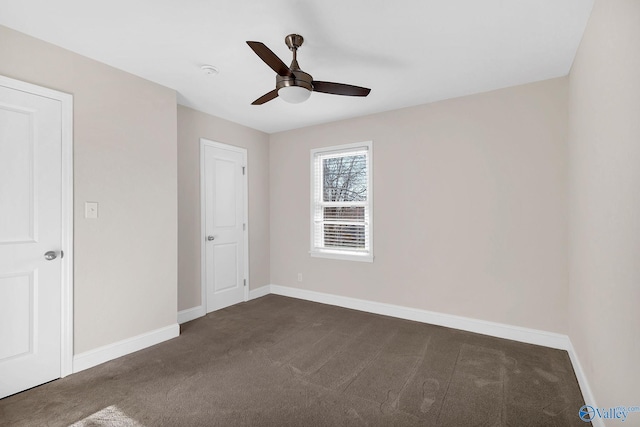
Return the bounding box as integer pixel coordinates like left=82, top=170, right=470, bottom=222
left=178, top=305, right=206, bottom=324
left=566, top=342, right=604, bottom=426
left=269, top=284, right=571, bottom=350
left=178, top=287, right=270, bottom=324
left=249, top=285, right=271, bottom=300
left=73, top=323, right=180, bottom=373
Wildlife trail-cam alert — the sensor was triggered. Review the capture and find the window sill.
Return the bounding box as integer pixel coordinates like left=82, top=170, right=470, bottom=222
left=310, top=250, right=374, bottom=263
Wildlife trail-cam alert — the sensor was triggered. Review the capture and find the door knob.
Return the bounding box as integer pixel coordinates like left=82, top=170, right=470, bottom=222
left=207, top=236, right=215, bottom=241
left=44, top=251, right=57, bottom=260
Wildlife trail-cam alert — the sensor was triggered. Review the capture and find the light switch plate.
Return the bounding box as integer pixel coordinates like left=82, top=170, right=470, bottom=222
left=85, top=202, right=98, bottom=219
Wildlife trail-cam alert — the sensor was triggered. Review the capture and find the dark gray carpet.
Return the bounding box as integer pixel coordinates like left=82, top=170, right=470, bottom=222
left=0, top=295, right=588, bottom=426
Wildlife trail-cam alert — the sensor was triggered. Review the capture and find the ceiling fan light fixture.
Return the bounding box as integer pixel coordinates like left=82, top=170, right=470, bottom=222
left=278, top=86, right=311, bottom=103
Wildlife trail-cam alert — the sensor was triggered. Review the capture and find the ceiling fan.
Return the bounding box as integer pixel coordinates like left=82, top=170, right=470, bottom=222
left=246, top=34, right=371, bottom=105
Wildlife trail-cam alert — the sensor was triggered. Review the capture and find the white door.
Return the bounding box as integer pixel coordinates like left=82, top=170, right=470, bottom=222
left=0, top=80, right=65, bottom=398
left=201, top=140, right=247, bottom=312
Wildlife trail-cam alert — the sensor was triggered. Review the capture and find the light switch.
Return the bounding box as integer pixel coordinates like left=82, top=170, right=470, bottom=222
left=85, top=202, right=98, bottom=219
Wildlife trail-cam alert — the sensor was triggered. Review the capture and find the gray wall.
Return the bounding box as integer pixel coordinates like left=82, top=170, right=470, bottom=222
left=269, top=78, right=569, bottom=334
left=177, top=105, right=270, bottom=311
left=567, top=0, right=640, bottom=406
left=0, top=25, right=178, bottom=354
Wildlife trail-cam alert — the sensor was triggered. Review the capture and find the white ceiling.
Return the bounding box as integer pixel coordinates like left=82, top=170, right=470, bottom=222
left=0, top=0, right=593, bottom=134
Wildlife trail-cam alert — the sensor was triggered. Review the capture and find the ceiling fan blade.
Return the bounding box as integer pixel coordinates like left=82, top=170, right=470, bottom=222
left=246, top=41, right=292, bottom=77
left=251, top=89, right=279, bottom=105
left=312, top=81, right=371, bottom=97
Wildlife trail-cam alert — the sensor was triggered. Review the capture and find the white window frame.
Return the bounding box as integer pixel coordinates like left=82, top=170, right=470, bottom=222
left=310, top=141, right=374, bottom=262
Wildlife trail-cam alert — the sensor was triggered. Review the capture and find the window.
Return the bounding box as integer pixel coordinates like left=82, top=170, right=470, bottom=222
left=310, top=141, right=373, bottom=262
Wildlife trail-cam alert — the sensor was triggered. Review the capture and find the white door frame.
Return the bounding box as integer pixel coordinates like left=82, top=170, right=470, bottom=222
left=0, top=75, right=74, bottom=377
left=199, top=138, right=249, bottom=311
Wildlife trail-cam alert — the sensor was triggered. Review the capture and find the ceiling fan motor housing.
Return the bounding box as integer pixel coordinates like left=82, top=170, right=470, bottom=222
left=276, top=70, right=313, bottom=91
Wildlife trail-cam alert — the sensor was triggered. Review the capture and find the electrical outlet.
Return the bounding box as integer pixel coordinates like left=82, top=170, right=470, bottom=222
left=85, top=202, right=98, bottom=219
left=297, top=273, right=303, bottom=282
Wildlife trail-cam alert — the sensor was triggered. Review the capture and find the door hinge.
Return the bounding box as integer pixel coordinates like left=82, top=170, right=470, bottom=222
left=242, top=166, right=246, bottom=175
left=243, top=223, right=246, bottom=231
left=244, top=279, right=247, bottom=287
